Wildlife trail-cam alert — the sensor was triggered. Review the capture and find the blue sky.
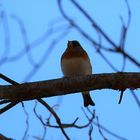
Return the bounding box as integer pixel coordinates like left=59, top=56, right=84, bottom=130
left=0, top=0, right=140, bottom=140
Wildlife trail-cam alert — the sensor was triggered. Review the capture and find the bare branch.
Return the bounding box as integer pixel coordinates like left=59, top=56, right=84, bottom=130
left=0, top=101, right=18, bottom=114
left=11, top=14, right=37, bottom=67
left=0, top=73, right=140, bottom=102
left=22, top=103, right=29, bottom=140
left=46, top=107, right=126, bottom=140
left=130, top=90, right=140, bottom=108
left=93, top=121, right=127, bottom=140
left=0, top=12, right=11, bottom=66
left=88, top=125, right=93, bottom=140
left=0, top=73, right=19, bottom=86
left=70, top=0, right=117, bottom=48
left=81, top=108, right=95, bottom=140
left=98, top=51, right=119, bottom=71
left=96, top=116, right=108, bottom=140
left=47, top=108, right=95, bottom=129
left=37, top=99, right=70, bottom=140
left=118, top=90, right=125, bottom=104
left=33, top=101, right=47, bottom=140
left=24, top=26, right=71, bottom=81
left=0, top=99, right=11, bottom=105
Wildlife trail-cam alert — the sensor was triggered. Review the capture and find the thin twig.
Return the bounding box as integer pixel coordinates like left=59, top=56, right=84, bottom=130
left=33, top=101, right=47, bottom=140
left=22, top=102, right=29, bottom=140
left=81, top=108, right=95, bottom=140
left=37, top=99, right=70, bottom=140
left=46, top=107, right=126, bottom=140
left=0, top=12, right=11, bottom=66
left=130, top=90, right=140, bottom=108
left=8, top=15, right=70, bottom=63
left=88, top=125, right=93, bottom=140
left=24, top=25, right=71, bottom=81
left=11, top=14, right=37, bottom=67
left=118, top=90, right=125, bottom=104
left=96, top=116, right=108, bottom=140
left=0, top=101, right=18, bottom=114
left=93, top=121, right=127, bottom=140
left=70, top=0, right=117, bottom=48
left=0, top=73, right=19, bottom=85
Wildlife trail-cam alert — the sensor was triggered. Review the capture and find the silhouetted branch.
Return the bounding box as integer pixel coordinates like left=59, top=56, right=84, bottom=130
left=70, top=0, right=117, bottom=48
left=88, top=125, right=93, bottom=140
left=11, top=14, right=37, bottom=67
left=0, top=101, right=18, bottom=114
left=22, top=103, right=29, bottom=140
left=45, top=107, right=126, bottom=140
left=130, top=90, right=140, bottom=108
left=98, top=51, right=119, bottom=71
left=119, top=0, right=131, bottom=49
left=46, top=108, right=94, bottom=129
left=33, top=101, right=47, bottom=140
left=81, top=108, right=94, bottom=140
left=0, top=73, right=19, bottom=85
left=5, top=15, right=70, bottom=64
left=119, top=0, right=131, bottom=72
left=96, top=116, right=108, bottom=140
left=0, top=12, right=11, bottom=66
left=0, top=99, right=12, bottom=105
left=93, top=121, right=127, bottom=140
left=118, top=90, right=125, bottom=104
left=37, top=99, right=70, bottom=140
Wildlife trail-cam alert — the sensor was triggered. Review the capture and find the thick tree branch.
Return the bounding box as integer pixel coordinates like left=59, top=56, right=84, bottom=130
left=0, top=72, right=140, bottom=102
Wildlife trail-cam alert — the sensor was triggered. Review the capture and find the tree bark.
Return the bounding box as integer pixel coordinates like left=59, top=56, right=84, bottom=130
left=0, top=72, right=140, bottom=102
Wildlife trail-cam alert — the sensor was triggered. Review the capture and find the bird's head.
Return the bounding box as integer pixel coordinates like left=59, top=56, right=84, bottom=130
left=67, top=40, right=82, bottom=51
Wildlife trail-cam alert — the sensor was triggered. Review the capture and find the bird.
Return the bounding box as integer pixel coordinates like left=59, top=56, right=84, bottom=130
left=61, top=40, right=95, bottom=107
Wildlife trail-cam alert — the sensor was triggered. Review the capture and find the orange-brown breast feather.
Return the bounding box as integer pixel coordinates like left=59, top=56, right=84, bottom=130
left=61, top=49, right=90, bottom=60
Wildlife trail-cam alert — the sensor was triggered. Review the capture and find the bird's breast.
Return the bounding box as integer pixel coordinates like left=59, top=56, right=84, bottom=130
left=61, top=57, right=92, bottom=76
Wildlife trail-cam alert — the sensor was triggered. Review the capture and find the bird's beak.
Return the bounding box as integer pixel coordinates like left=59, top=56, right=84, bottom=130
left=68, top=40, right=72, bottom=47
left=68, top=40, right=70, bottom=44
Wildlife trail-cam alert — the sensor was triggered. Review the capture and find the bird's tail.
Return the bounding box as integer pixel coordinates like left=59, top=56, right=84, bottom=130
left=82, top=91, right=95, bottom=107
